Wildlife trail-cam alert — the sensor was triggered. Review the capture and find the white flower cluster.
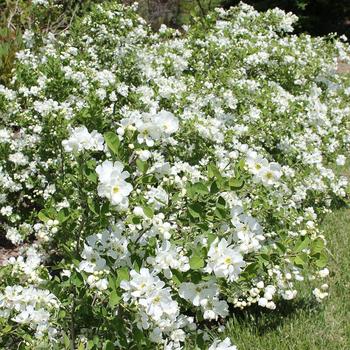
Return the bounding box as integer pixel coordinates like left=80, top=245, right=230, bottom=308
left=96, top=160, right=133, bottom=208
left=79, top=224, right=130, bottom=282
left=0, top=286, right=59, bottom=339
left=62, top=126, right=104, bottom=153
left=209, top=337, right=238, bottom=350
left=121, top=268, right=189, bottom=348
left=205, top=238, right=246, bottom=282
left=179, top=280, right=229, bottom=320
left=131, top=110, right=179, bottom=147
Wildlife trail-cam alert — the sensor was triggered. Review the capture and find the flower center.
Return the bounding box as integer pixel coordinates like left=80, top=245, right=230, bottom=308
left=265, top=172, right=274, bottom=180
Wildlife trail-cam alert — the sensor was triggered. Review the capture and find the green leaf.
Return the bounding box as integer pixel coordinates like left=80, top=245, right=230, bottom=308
left=275, top=241, right=287, bottom=253
left=189, top=252, right=204, bottom=270
left=38, top=210, right=49, bottom=223
left=57, top=208, right=70, bottom=223
left=38, top=208, right=57, bottom=222
left=294, top=253, right=308, bottom=267
left=84, top=168, right=97, bottom=183
left=295, top=236, right=310, bottom=252
left=109, top=291, right=121, bottom=307
left=315, top=252, right=328, bottom=268
left=242, top=262, right=259, bottom=276
left=87, top=197, right=99, bottom=215
left=136, top=159, right=148, bottom=174
left=229, top=177, right=244, bottom=189
left=207, top=233, right=217, bottom=245
left=71, top=271, right=84, bottom=287
left=63, top=334, right=70, bottom=348
left=207, top=163, right=222, bottom=179
left=311, top=238, right=325, bottom=255
left=104, top=340, right=115, bottom=350
left=116, top=267, right=130, bottom=287
left=104, top=131, right=120, bottom=155
left=142, top=205, right=154, bottom=218
left=214, top=207, right=227, bottom=219
left=210, top=180, right=220, bottom=194
left=188, top=203, right=204, bottom=218
left=2, top=324, right=12, bottom=334
left=216, top=196, right=226, bottom=209
left=172, top=270, right=184, bottom=286
left=191, top=182, right=209, bottom=195
left=87, top=340, right=95, bottom=350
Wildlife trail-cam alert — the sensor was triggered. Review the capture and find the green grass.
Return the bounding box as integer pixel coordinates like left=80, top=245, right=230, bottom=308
left=223, top=207, right=350, bottom=349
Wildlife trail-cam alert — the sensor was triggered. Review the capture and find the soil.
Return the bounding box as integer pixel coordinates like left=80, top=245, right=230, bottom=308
left=0, top=240, right=23, bottom=266
left=337, top=61, right=350, bottom=73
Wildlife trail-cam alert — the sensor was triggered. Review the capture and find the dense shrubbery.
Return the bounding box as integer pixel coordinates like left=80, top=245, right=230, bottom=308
left=1, top=1, right=350, bottom=349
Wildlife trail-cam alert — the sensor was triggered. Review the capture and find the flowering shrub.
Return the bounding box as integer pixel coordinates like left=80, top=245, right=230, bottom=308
left=0, top=1, right=350, bottom=349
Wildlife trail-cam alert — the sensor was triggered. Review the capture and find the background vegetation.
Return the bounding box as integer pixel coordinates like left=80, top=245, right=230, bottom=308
left=1, top=0, right=349, bottom=84
left=224, top=0, right=350, bottom=37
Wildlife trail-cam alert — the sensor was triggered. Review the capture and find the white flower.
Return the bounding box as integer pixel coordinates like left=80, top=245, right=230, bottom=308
left=318, top=268, right=329, bottom=278
left=87, top=276, right=108, bottom=291
left=79, top=245, right=107, bottom=273
left=259, top=162, right=282, bottom=186
left=205, top=238, right=246, bottom=282
left=336, top=155, right=346, bottom=166
left=135, top=110, right=179, bottom=146
left=121, top=268, right=164, bottom=299
left=0, top=286, right=59, bottom=338
left=1, top=206, right=13, bottom=216
left=9, top=152, right=28, bottom=166
left=96, top=160, right=133, bottom=207
left=62, top=126, right=104, bottom=153
left=95, top=70, right=115, bottom=87
left=138, top=149, right=151, bottom=161
left=246, top=152, right=282, bottom=186
left=202, top=299, right=229, bottom=320
left=281, top=290, right=297, bottom=300
left=6, top=227, right=22, bottom=245
left=146, top=240, right=189, bottom=278
left=313, top=287, right=328, bottom=302
left=178, top=280, right=218, bottom=306
left=146, top=186, right=169, bottom=210
left=139, top=287, right=178, bottom=321
left=231, top=210, right=265, bottom=253
left=258, top=297, right=268, bottom=307
left=0, top=128, right=11, bottom=143
left=154, top=110, right=179, bottom=135
left=209, top=337, right=237, bottom=350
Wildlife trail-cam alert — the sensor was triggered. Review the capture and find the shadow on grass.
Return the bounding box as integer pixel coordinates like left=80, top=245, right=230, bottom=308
left=228, top=296, right=321, bottom=335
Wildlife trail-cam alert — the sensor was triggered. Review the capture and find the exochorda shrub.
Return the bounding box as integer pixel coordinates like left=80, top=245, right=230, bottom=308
left=0, top=1, right=350, bottom=349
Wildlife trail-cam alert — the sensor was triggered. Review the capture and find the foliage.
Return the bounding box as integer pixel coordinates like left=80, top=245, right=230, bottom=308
left=0, top=0, right=104, bottom=84
left=0, top=1, right=350, bottom=349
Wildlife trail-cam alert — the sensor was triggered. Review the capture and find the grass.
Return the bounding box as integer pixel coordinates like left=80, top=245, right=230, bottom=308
left=223, top=207, right=350, bottom=349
